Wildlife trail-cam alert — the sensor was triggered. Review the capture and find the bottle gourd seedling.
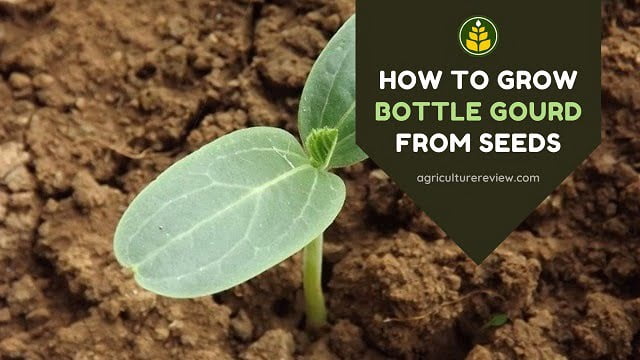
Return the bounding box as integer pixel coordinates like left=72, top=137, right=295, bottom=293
left=113, top=16, right=364, bottom=329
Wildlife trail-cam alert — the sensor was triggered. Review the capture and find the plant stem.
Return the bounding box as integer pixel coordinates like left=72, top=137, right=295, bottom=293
left=303, top=233, right=327, bottom=329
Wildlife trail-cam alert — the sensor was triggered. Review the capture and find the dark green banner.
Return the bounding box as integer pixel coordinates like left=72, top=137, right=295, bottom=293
left=356, top=1, right=601, bottom=263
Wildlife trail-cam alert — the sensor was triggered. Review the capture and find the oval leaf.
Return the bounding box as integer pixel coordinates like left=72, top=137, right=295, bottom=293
left=114, top=127, right=345, bottom=298
left=298, top=15, right=367, bottom=168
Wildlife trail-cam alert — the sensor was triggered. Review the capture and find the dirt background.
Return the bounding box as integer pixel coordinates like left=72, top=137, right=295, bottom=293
left=0, top=0, right=639, bottom=359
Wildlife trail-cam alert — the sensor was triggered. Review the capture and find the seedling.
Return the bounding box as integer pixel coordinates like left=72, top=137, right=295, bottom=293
left=113, top=16, right=363, bottom=330
left=482, top=313, right=509, bottom=330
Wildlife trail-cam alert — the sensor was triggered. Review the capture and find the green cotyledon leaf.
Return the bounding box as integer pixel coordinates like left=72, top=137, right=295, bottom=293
left=113, top=127, right=345, bottom=298
left=298, top=15, right=367, bottom=169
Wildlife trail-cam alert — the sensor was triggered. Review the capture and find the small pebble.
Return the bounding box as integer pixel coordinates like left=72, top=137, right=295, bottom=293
left=32, top=73, right=54, bottom=89
left=8, top=73, right=31, bottom=90
left=168, top=16, right=189, bottom=39
left=26, top=308, right=50, bottom=324
left=111, top=51, right=123, bottom=62
left=370, top=169, right=389, bottom=180
left=207, top=33, right=219, bottom=44
left=230, top=310, right=254, bottom=341
left=154, top=325, right=170, bottom=340
left=75, top=97, right=87, bottom=110
left=15, top=116, right=30, bottom=126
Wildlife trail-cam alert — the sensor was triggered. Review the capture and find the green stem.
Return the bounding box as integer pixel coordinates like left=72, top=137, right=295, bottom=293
left=303, top=234, right=327, bottom=329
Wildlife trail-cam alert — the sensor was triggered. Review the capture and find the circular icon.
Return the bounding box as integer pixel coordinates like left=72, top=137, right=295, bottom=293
left=459, top=16, right=498, bottom=56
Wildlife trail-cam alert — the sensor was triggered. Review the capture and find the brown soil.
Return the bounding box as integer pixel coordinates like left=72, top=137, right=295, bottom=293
left=0, top=0, right=639, bottom=359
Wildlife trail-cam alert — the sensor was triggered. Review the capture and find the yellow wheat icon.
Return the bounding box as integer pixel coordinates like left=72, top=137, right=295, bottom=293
left=465, top=20, right=491, bottom=53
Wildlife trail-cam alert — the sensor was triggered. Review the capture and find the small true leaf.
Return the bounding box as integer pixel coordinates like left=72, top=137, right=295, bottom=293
left=298, top=15, right=366, bottom=168
left=306, top=127, right=339, bottom=169
left=482, top=313, right=509, bottom=329
left=114, top=127, right=346, bottom=298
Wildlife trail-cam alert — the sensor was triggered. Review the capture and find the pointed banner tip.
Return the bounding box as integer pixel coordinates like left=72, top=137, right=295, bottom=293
left=465, top=250, right=495, bottom=266
left=450, top=235, right=503, bottom=265
left=438, top=221, right=520, bottom=266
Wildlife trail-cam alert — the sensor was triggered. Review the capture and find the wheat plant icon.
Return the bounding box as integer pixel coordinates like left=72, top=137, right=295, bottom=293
left=466, top=19, right=491, bottom=53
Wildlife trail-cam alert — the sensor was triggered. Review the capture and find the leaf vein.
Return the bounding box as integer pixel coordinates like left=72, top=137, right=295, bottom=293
left=318, top=47, right=352, bottom=128
left=141, top=170, right=319, bottom=282
left=206, top=147, right=307, bottom=174
left=132, top=165, right=313, bottom=269
left=333, top=101, right=355, bottom=132
left=123, top=179, right=252, bottom=261
left=335, top=132, right=355, bottom=147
